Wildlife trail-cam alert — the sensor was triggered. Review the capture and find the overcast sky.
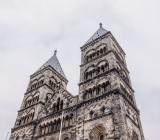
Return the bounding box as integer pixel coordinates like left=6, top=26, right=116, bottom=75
left=0, top=0, right=159, bottom=139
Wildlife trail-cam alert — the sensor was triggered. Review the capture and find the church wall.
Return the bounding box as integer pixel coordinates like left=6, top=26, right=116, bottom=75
left=9, top=25, right=145, bottom=140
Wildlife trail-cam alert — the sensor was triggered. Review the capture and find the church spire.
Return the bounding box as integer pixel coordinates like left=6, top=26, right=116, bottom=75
left=99, top=22, right=103, bottom=28
left=35, top=50, right=67, bottom=79
left=54, top=50, right=57, bottom=56
left=84, top=23, right=109, bottom=46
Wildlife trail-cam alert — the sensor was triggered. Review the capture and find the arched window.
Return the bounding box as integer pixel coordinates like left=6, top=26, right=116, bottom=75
left=53, top=103, right=56, bottom=111
left=52, top=120, right=56, bottom=132
left=57, top=98, right=60, bottom=111
left=96, top=86, right=100, bottom=95
left=96, top=67, right=100, bottom=74
left=84, top=66, right=95, bottom=80
left=55, top=98, right=64, bottom=112
left=89, top=111, right=94, bottom=119
left=103, top=47, right=106, bottom=53
left=64, top=137, right=69, bottom=140
left=97, top=50, right=100, bottom=56
left=46, top=93, right=52, bottom=102
left=100, top=106, right=105, bottom=114
left=100, top=49, right=103, bottom=54
left=60, top=100, right=64, bottom=110
left=65, top=115, right=69, bottom=128
left=46, top=96, right=49, bottom=102
left=22, top=135, right=26, bottom=139
left=70, top=113, right=73, bottom=126
left=100, top=135, right=104, bottom=140
left=83, top=93, right=87, bottom=100
left=101, top=65, right=105, bottom=72
left=57, top=119, right=61, bottom=131
left=89, top=125, right=106, bottom=140
left=15, top=136, right=19, bottom=140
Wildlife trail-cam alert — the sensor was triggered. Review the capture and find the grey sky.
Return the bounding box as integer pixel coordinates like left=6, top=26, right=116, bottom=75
left=0, top=0, right=159, bottom=139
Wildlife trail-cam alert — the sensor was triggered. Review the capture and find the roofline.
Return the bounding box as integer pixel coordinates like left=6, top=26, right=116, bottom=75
left=30, top=65, right=68, bottom=83
left=81, top=31, right=110, bottom=50
left=109, top=32, right=126, bottom=55
left=80, top=31, right=126, bottom=55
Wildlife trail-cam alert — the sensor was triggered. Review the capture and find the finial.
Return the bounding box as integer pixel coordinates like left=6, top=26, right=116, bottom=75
left=99, top=23, right=103, bottom=28
left=54, top=50, right=57, bottom=56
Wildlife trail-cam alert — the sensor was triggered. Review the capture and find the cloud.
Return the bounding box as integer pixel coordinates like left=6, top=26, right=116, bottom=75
left=0, top=0, right=159, bottom=139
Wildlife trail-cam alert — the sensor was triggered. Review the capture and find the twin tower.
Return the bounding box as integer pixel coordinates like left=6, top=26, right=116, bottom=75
left=10, top=24, right=145, bottom=140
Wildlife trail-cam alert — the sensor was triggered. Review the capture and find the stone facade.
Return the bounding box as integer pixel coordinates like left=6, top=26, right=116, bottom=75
left=10, top=24, right=145, bottom=140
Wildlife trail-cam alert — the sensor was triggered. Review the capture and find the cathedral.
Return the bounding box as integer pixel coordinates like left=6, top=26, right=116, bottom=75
left=10, top=23, right=145, bottom=140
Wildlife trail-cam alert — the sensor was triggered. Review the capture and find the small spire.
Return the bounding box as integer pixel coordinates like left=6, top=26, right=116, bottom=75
left=99, top=22, right=103, bottom=28
left=36, top=49, right=66, bottom=79
left=54, top=50, right=57, bottom=56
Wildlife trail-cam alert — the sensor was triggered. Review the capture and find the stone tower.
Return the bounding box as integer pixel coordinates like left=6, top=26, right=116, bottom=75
left=10, top=24, right=145, bottom=140
left=78, top=23, right=144, bottom=140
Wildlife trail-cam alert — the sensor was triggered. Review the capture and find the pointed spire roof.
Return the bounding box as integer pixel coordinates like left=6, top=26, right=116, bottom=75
left=37, top=50, right=67, bottom=79
left=85, top=23, right=109, bottom=45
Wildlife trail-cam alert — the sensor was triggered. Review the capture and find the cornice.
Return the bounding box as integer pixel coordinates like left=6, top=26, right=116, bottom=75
left=81, top=32, right=110, bottom=51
